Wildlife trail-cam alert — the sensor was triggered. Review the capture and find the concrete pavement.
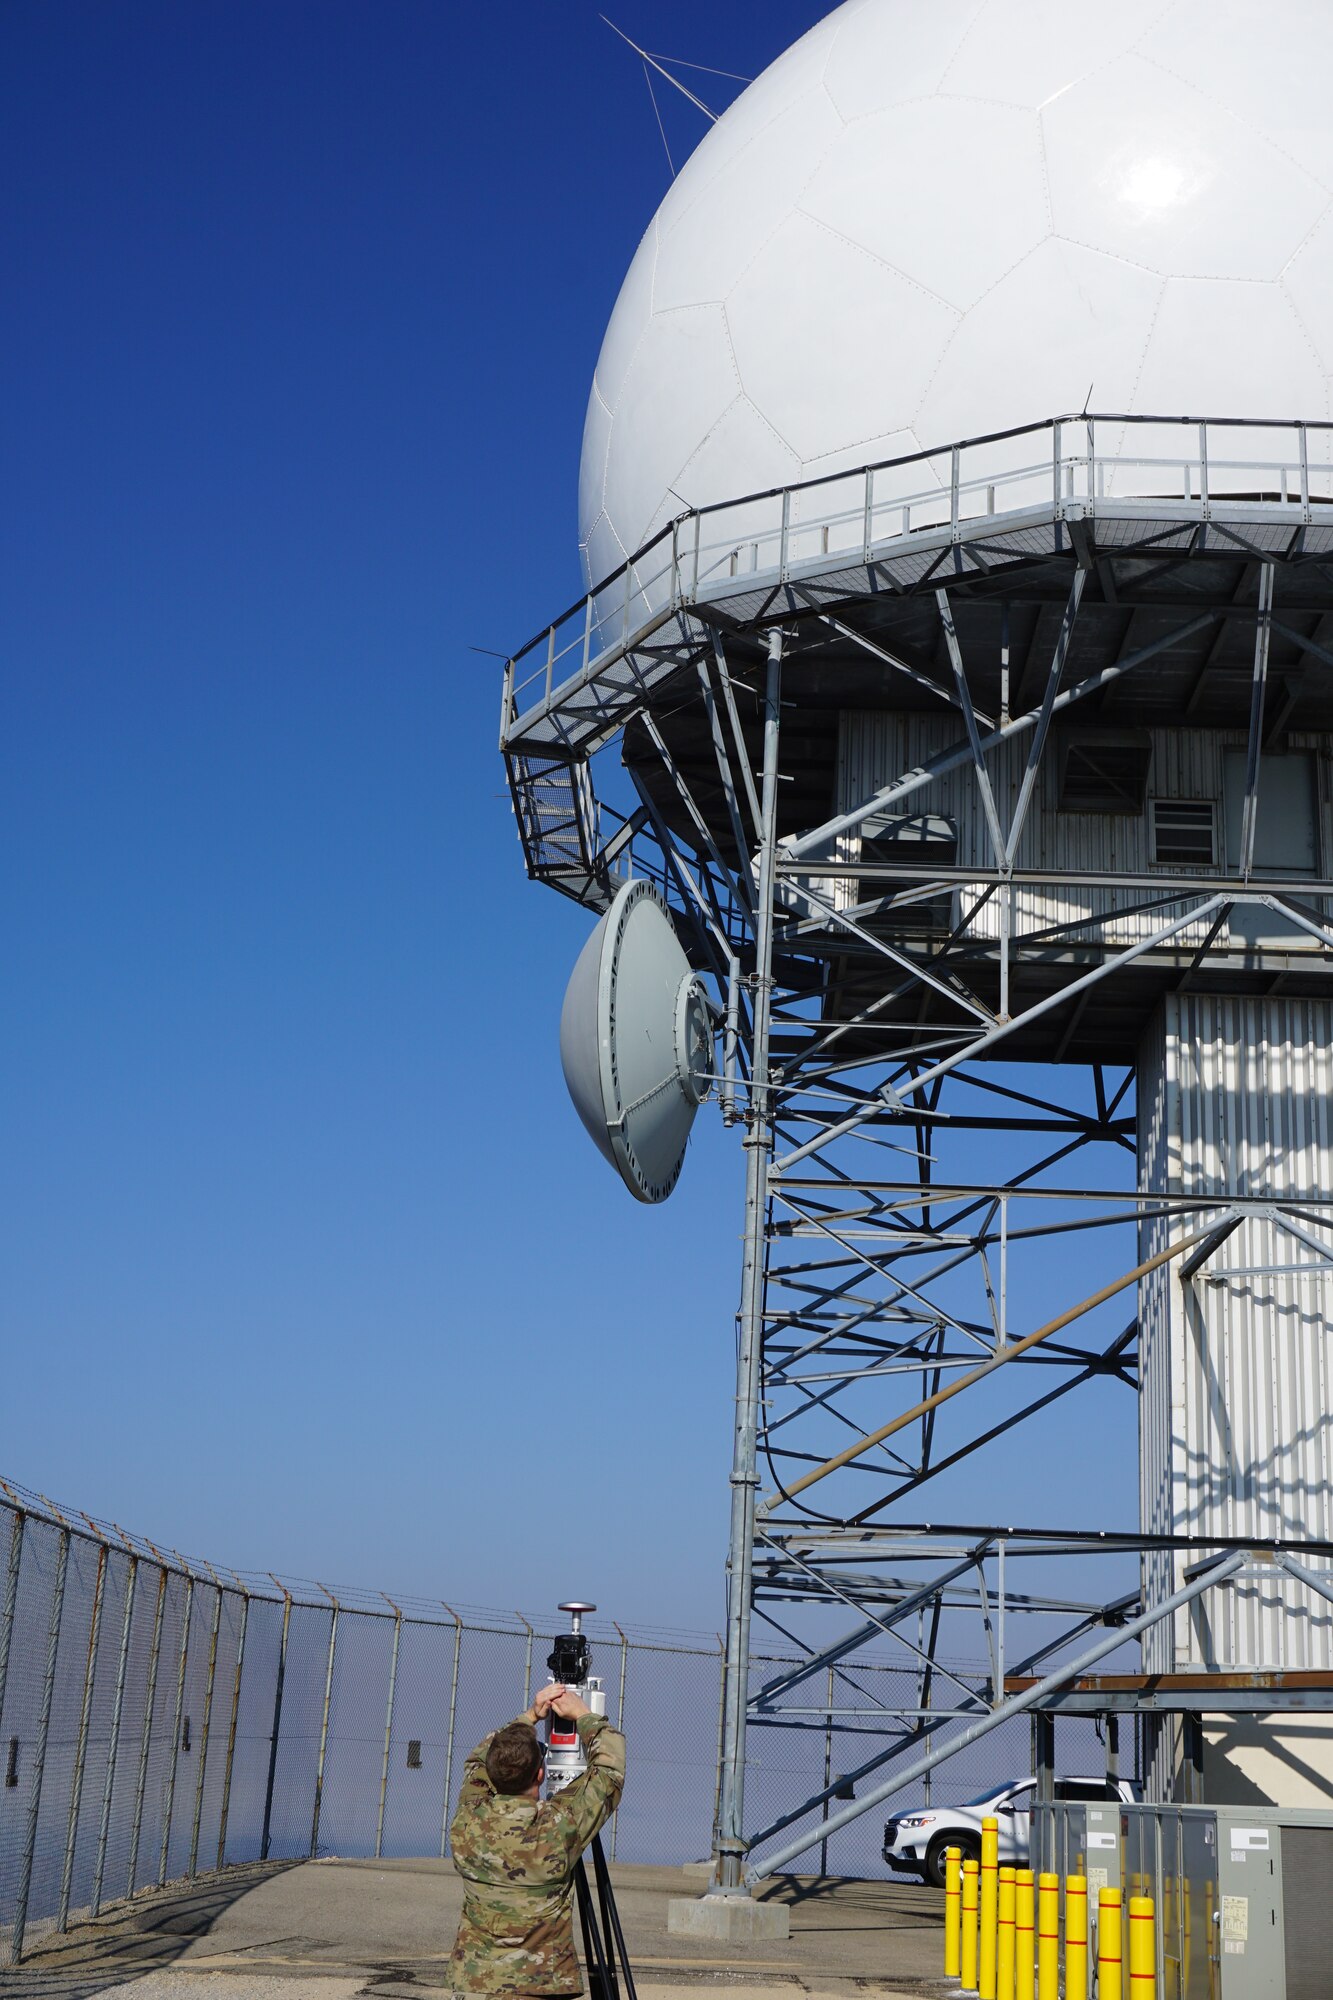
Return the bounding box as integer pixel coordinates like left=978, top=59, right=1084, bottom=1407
left=1, top=1858, right=949, bottom=2000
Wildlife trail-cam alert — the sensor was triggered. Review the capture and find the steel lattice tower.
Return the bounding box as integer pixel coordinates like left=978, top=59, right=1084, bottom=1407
left=503, top=416, right=1333, bottom=1888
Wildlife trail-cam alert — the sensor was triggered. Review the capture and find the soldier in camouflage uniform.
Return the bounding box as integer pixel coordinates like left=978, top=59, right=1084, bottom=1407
left=447, top=1681, right=626, bottom=1995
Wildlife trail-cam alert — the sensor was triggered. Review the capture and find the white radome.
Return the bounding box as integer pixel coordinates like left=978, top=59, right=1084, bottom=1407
left=580, top=0, right=1333, bottom=589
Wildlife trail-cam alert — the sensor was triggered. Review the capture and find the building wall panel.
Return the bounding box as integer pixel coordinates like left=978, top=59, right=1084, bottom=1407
left=834, top=715, right=1331, bottom=953
left=1139, top=995, right=1333, bottom=1672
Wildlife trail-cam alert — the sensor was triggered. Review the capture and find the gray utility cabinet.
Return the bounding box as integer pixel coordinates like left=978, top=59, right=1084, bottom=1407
left=1032, top=1801, right=1333, bottom=1998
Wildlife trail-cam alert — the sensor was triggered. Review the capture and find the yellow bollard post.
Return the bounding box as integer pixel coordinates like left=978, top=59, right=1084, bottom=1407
left=1065, top=1875, right=1088, bottom=2000
left=979, top=1817, right=999, bottom=1999
left=961, top=1856, right=980, bottom=1992
left=1036, top=1873, right=1059, bottom=2000
left=1014, top=1869, right=1035, bottom=2000
left=945, top=1846, right=962, bottom=1980
left=1097, top=1888, right=1123, bottom=2000
left=1128, top=1895, right=1155, bottom=2000
left=996, top=1866, right=1016, bottom=2000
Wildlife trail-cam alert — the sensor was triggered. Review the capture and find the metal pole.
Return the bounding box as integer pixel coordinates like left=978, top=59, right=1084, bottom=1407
left=610, top=1623, right=628, bottom=1863
left=722, top=957, right=740, bottom=1125
left=439, top=1604, right=463, bottom=1858
left=922, top=1598, right=941, bottom=1810
left=517, top=1613, right=534, bottom=1709
left=0, top=1508, right=25, bottom=1730
left=713, top=625, right=782, bottom=1895
left=58, top=1541, right=108, bottom=1930
left=260, top=1585, right=291, bottom=1862
left=11, top=1526, right=70, bottom=1962
left=215, top=1582, right=249, bottom=1871
left=127, top=1566, right=168, bottom=1896
left=1239, top=563, right=1275, bottom=879
left=0, top=1504, right=24, bottom=1728
left=188, top=1585, right=223, bottom=1877
left=710, top=1635, right=726, bottom=1860
left=159, top=1574, right=194, bottom=1885
left=375, top=1598, right=403, bottom=1860
left=92, top=1553, right=137, bottom=1916
left=310, top=1593, right=339, bottom=1859
left=820, top=1665, right=834, bottom=1877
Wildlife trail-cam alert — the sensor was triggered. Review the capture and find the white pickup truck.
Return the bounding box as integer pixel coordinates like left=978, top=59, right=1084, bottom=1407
left=882, top=1775, right=1140, bottom=1887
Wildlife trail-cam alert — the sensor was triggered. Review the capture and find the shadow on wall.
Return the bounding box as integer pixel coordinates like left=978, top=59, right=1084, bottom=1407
left=1204, top=1718, right=1333, bottom=1807
left=0, top=1861, right=297, bottom=2000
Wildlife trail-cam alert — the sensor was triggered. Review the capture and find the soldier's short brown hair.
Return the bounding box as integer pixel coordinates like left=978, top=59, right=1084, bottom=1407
left=486, top=1722, right=544, bottom=1795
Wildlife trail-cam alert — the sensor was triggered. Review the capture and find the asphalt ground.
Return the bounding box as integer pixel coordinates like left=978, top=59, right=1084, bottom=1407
left=0, top=1859, right=951, bottom=2000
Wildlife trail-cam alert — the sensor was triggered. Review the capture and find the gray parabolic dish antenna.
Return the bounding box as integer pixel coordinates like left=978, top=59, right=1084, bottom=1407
left=559, top=880, right=713, bottom=1204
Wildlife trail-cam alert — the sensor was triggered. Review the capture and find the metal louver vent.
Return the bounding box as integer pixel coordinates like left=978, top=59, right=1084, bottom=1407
left=1151, top=800, right=1217, bottom=866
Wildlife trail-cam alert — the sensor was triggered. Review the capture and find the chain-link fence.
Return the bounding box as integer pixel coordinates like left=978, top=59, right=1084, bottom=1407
left=0, top=1480, right=1102, bottom=1962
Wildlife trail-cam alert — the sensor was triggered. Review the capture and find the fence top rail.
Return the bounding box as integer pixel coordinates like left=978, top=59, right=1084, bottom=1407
left=0, top=1473, right=998, bottom=1673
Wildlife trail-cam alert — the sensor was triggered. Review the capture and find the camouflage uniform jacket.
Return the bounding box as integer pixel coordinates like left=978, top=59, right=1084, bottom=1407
left=447, top=1711, right=626, bottom=1995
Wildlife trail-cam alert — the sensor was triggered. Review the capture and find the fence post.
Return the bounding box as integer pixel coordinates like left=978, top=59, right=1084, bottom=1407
left=516, top=1613, right=534, bottom=1710
left=215, top=1578, right=249, bottom=1871
left=0, top=1506, right=25, bottom=1729
left=58, top=1539, right=108, bottom=1929
left=610, top=1624, right=628, bottom=1862
left=375, top=1596, right=403, bottom=1860
left=188, top=1583, right=223, bottom=1877
left=260, top=1582, right=292, bottom=1862
left=820, top=1663, right=834, bottom=1877
left=11, top=1525, right=71, bottom=1962
left=310, top=1589, right=339, bottom=1859
left=127, top=1565, right=168, bottom=1896
left=92, top=1549, right=138, bottom=1916
left=439, top=1603, right=463, bottom=1858
left=159, top=1573, right=195, bottom=1885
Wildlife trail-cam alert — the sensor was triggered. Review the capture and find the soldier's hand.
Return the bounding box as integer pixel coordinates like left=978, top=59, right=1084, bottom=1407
left=548, top=1687, right=591, bottom=1721
left=531, top=1683, right=565, bottom=1720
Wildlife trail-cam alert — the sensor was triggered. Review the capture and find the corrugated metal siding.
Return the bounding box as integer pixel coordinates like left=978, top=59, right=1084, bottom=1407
left=836, top=716, right=1330, bottom=951
left=1139, top=996, right=1333, bottom=1670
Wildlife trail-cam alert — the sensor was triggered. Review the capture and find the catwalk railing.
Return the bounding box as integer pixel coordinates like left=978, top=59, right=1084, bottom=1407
left=503, top=410, right=1333, bottom=734
left=0, top=1481, right=1096, bottom=1961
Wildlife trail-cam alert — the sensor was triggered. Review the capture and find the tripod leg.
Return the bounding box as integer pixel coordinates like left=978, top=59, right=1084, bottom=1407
left=575, top=1854, right=614, bottom=2000
left=592, top=1841, right=621, bottom=2000
left=590, top=1834, right=637, bottom=2000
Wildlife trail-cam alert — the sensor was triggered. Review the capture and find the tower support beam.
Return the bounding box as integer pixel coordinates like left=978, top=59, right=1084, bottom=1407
left=712, top=628, right=783, bottom=1903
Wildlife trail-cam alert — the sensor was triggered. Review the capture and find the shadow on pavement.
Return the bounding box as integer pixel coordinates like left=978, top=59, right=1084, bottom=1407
left=0, top=1861, right=299, bottom=2000
left=759, top=1871, right=945, bottom=1931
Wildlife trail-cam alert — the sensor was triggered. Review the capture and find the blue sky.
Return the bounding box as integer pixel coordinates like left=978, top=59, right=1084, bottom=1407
left=1, top=0, right=1138, bottom=1634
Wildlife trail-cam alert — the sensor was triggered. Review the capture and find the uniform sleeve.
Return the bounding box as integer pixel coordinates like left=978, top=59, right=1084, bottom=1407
left=454, top=1729, right=497, bottom=1813
left=547, top=1713, right=626, bottom=1860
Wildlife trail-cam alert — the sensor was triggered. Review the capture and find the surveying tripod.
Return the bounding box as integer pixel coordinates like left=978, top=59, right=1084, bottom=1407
left=546, top=1603, right=637, bottom=2000
left=573, top=1832, right=637, bottom=2000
